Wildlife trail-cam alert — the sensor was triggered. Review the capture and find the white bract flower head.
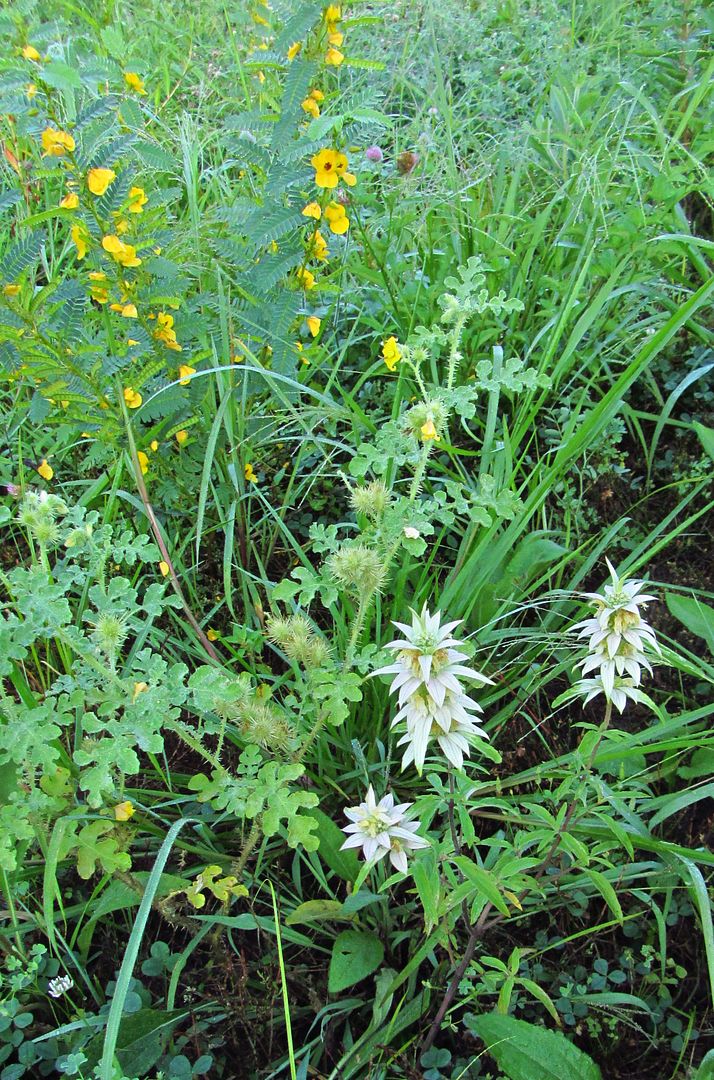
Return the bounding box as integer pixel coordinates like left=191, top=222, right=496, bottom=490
left=573, top=559, right=659, bottom=712
left=373, top=605, right=492, bottom=773
left=340, top=785, right=429, bottom=873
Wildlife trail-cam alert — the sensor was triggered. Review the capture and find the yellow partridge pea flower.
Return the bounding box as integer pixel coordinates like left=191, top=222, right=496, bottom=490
left=89, top=271, right=108, bottom=303
left=124, top=72, right=146, bottom=94
left=87, top=168, right=116, bottom=196
left=244, top=463, right=258, bottom=483
left=153, top=312, right=182, bottom=350
left=123, top=387, right=142, bottom=409
left=302, top=202, right=322, bottom=220
left=71, top=224, right=89, bottom=260
left=41, top=128, right=75, bottom=156
left=325, top=46, right=344, bottom=66
left=102, top=235, right=141, bottom=267
left=37, top=459, right=54, bottom=480
left=311, top=148, right=355, bottom=189
left=110, top=303, right=137, bottom=318
left=301, top=95, right=320, bottom=119
left=127, top=186, right=148, bottom=213
left=22, top=45, right=41, bottom=61
left=137, top=451, right=149, bottom=475
left=287, top=41, right=302, bottom=59
left=324, top=201, right=349, bottom=234
left=311, top=230, right=329, bottom=261
left=178, top=364, right=196, bottom=385
left=306, top=315, right=321, bottom=337
left=60, top=192, right=79, bottom=210
left=296, top=267, right=315, bottom=290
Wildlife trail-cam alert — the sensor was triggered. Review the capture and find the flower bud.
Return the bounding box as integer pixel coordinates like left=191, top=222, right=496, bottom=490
left=402, top=399, right=448, bottom=443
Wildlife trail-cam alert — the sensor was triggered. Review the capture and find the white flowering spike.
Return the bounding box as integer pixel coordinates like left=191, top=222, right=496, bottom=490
left=48, top=975, right=74, bottom=998
left=340, top=785, right=429, bottom=873
left=573, top=560, right=659, bottom=712
left=373, top=605, right=492, bottom=773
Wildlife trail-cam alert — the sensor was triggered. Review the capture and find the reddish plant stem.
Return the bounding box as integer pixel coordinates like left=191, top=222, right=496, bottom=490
left=421, top=702, right=612, bottom=1053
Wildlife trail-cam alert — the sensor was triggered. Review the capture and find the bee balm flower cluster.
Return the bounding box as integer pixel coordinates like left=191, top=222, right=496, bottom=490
left=340, top=786, right=428, bottom=873
left=573, top=560, right=659, bottom=712
left=374, top=606, right=492, bottom=773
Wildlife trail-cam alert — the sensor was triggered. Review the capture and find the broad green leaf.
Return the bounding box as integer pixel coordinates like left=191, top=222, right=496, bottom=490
left=677, top=856, right=714, bottom=1005
left=286, top=899, right=347, bottom=925
left=583, top=868, right=624, bottom=923
left=665, top=592, right=714, bottom=654
left=328, top=929, right=384, bottom=993
left=650, top=782, right=714, bottom=828
left=308, top=807, right=360, bottom=881
left=693, top=1050, right=714, bottom=1080
left=694, top=422, right=714, bottom=462
left=454, top=857, right=511, bottom=916
left=412, top=847, right=440, bottom=932
left=466, top=1013, right=603, bottom=1080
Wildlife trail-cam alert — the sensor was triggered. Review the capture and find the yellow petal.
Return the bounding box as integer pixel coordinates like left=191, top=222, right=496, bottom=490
left=114, top=801, right=135, bottom=821
left=87, top=167, right=116, bottom=196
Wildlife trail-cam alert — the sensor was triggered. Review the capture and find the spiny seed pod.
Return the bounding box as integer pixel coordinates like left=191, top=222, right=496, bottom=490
left=351, top=480, right=391, bottom=519
left=18, top=491, right=68, bottom=543
left=32, top=518, right=60, bottom=546
left=266, top=614, right=330, bottom=668
left=327, top=544, right=387, bottom=596
left=266, top=615, right=295, bottom=648
left=239, top=701, right=294, bottom=751
left=91, top=613, right=129, bottom=660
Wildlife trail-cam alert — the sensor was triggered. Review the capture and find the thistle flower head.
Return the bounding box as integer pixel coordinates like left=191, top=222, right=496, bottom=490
left=573, top=560, right=659, bottom=712
left=339, top=785, right=429, bottom=873
left=373, top=605, right=492, bottom=773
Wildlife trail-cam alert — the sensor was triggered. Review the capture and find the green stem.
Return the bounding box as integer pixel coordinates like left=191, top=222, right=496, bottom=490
left=479, top=344, right=503, bottom=481
left=232, top=818, right=262, bottom=878
left=293, top=710, right=327, bottom=765
left=446, top=312, right=468, bottom=390
left=0, top=867, right=25, bottom=960
left=345, top=590, right=370, bottom=667
left=408, top=443, right=432, bottom=503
